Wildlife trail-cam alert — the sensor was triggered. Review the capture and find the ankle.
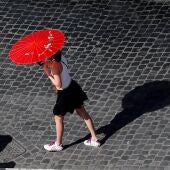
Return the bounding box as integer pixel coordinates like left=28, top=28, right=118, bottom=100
left=55, top=141, right=62, bottom=146
left=91, top=137, right=98, bottom=141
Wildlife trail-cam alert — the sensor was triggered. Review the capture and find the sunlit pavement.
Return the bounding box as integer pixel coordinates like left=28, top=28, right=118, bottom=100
left=1, top=0, right=170, bottom=169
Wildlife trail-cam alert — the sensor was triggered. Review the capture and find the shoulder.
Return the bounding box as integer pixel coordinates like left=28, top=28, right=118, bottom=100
left=52, top=60, right=62, bottom=68
left=51, top=61, right=62, bottom=73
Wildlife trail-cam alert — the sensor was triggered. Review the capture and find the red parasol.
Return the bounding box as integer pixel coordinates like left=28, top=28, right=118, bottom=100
left=9, top=29, right=65, bottom=64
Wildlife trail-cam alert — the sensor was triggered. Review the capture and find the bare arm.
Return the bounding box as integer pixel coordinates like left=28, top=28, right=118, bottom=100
left=44, top=61, right=63, bottom=90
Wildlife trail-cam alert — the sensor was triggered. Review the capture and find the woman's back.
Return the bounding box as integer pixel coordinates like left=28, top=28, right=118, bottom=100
left=60, top=56, right=71, bottom=89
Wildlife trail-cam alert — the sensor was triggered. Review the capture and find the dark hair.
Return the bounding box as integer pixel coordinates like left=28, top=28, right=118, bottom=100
left=50, top=50, right=62, bottom=62
left=37, top=61, right=44, bottom=66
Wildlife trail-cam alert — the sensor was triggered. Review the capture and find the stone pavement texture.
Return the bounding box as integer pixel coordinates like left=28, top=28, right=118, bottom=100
left=0, top=0, right=170, bottom=169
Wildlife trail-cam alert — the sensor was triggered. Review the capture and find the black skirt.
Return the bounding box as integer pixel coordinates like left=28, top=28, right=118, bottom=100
left=53, top=79, right=88, bottom=116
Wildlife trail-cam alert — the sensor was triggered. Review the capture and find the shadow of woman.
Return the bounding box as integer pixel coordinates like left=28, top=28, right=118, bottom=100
left=0, top=135, right=16, bottom=168
left=97, top=80, right=170, bottom=145
left=64, top=80, right=170, bottom=149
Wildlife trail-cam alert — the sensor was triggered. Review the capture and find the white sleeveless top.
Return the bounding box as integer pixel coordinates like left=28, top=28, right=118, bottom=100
left=60, top=56, right=72, bottom=89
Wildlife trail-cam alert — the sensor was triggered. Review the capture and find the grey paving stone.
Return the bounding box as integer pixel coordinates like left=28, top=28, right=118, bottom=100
left=0, top=135, right=25, bottom=163
left=1, top=0, right=170, bottom=169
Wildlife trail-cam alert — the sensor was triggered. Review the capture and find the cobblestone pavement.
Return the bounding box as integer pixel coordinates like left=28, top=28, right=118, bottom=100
left=1, top=0, right=170, bottom=169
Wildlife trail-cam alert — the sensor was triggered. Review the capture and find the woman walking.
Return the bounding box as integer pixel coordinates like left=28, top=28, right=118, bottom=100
left=38, top=50, right=100, bottom=151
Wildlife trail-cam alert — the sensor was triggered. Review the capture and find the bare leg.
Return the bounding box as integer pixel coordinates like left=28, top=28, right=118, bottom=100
left=76, top=105, right=98, bottom=141
left=54, top=115, right=64, bottom=145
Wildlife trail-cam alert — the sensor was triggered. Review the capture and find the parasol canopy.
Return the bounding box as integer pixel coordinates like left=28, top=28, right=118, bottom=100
left=9, top=29, right=65, bottom=64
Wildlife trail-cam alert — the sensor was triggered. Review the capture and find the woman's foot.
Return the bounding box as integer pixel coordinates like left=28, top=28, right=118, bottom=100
left=44, top=141, right=63, bottom=151
left=84, top=138, right=100, bottom=147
